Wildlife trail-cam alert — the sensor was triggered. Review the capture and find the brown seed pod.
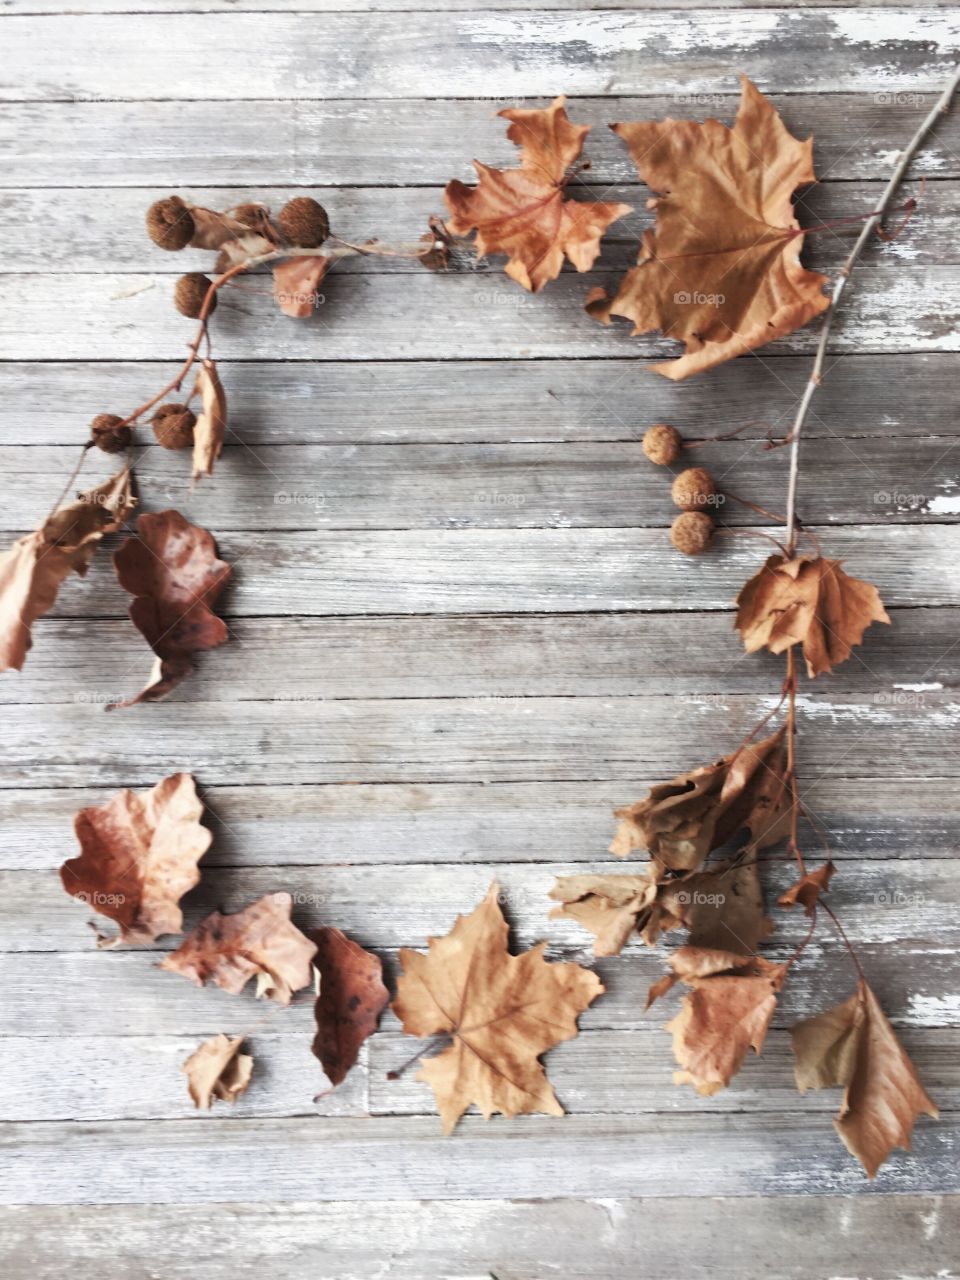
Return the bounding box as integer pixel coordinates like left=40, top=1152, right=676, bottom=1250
left=152, top=403, right=197, bottom=450
left=90, top=413, right=132, bottom=454
left=671, top=466, right=716, bottom=512
left=174, top=273, right=216, bottom=319
left=277, top=197, right=330, bottom=248
left=146, top=196, right=195, bottom=252
left=642, top=423, right=682, bottom=466
left=670, top=511, right=714, bottom=556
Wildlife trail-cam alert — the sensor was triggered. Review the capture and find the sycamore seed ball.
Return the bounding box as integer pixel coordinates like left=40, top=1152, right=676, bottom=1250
left=642, top=423, right=682, bottom=466
left=277, top=197, right=330, bottom=248
left=152, top=404, right=197, bottom=450
left=670, top=511, right=714, bottom=556
left=174, top=273, right=216, bottom=319
left=146, top=196, right=195, bottom=252
left=90, top=413, right=132, bottom=454
left=671, top=466, right=716, bottom=512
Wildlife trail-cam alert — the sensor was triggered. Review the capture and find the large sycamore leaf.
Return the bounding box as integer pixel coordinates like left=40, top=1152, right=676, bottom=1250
left=311, top=925, right=390, bottom=1091
left=59, top=772, right=211, bottom=945
left=160, top=891, right=317, bottom=1005
left=735, top=555, right=889, bottom=678
left=445, top=96, right=630, bottom=293
left=182, top=1033, right=253, bottom=1110
left=393, top=881, right=603, bottom=1134
left=587, top=76, right=829, bottom=378
left=112, top=509, right=231, bottom=706
left=792, top=980, right=938, bottom=1177
left=610, top=728, right=789, bottom=869
left=0, top=468, right=134, bottom=672
left=679, top=849, right=773, bottom=956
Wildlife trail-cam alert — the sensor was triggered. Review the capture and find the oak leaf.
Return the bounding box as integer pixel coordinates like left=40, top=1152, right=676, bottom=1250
left=182, top=1033, right=253, bottom=1110
left=0, top=468, right=134, bottom=672
left=59, top=772, right=211, bottom=945
left=610, top=729, right=790, bottom=869
left=792, top=980, right=938, bottom=1177
left=191, top=360, right=228, bottom=480
left=445, top=96, right=630, bottom=293
left=735, top=555, right=890, bottom=678
left=779, top=860, right=836, bottom=915
left=587, top=76, right=828, bottom=378
left=112, top=509, right=231, bottom=706
left=160, top=891, right=317, bottom=1005
left=273, top=256, right=331, bottom=319
left=311, top=925, right=390, bottom=1091
left=392, top=881, right=603, bottom=1134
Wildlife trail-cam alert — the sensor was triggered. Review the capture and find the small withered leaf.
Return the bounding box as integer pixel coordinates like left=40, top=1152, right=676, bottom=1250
left=182, top=1033, right=253, bottom=1110
left=187, top=205, right=275, bottom=263
left=548, top=869, right=686, bottom=956
left=191, top=359, right=228, bottom=481
left=779, top=860, right=836, bottom=915
left=393, top=882, right=603, bottom=1134
left=311, top=926, right=389, bottom=1091
left=273, top=255, right=331, bottom=319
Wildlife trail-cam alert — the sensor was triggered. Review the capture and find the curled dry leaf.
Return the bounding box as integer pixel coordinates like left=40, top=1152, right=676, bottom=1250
left=445, top=96, right=630, bottom=293
left=393, top=881, right=603, bottom=1134
left=160, top=891, right=317, bottom=1005
left=191, top=359, right=228, bottom=480
left=112, top=509, right=231, bottom=706
left=791, top=979, right=938, bottom=1177
left=548, top=870, right=685, bottom=956
left=736, top=555, right=889, bottom=678
left=587, top=76, right=828, bottom=378
left=676, top=849, right=773, bottom=956
left=610, top=729, right=789, bottom=869
left=182, top=1033, right=253, bottom=1110
left=0, top=468, right=134, bottom=672
left=779, top=860, right=836, bottom=915
left=59, top=772, right=211, bottom=945
left=311, top=926, right=390, bottom=1091
left=188, top=205, right=275, bottom=263
left=273, top=255, right=331, bottom=318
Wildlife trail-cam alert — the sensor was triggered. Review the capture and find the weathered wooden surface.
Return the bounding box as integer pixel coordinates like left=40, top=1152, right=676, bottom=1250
left=1, top=3, right=959, bottom=1276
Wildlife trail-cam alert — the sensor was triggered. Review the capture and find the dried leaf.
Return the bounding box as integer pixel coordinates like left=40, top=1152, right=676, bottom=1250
left=678, top=850, right=773, bottom=956
left=189, top=206, right=275, bottom=263
left=587, top=76, right=828, bottom=378
left=0, top=468, right=134, bottom=672
left=736, top=555, right=890, bottom=678
left=610, top=729, right=790, bottom=869
left=191, top=359, right=228, bottom=480
left=112, top=509, right=231, bottom=706
left=273, top=256, right=331, bottom=318
left=311, top=926, right=390, bottom=1090
left=445, top=96, right=630, bottom=293
left=792, top=980, right=938, bottom=1177
left=549, top=870, right=686, bottom=955
left=393, top=881, right=603, bottom=1133
left=59, top=772, right=211, bottom=944
left=779, top=860, right=836, bottom=915
left=182, top=1033, right=253, bottom=1109
left=160, top=891, right=317, bottom=1005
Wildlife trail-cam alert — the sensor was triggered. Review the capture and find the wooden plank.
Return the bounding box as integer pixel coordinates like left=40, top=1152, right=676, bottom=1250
left=3, top=12, right=958, bottom=101
left=3, top=96, right=957, bottom=187
left=2, top=1196, right=958, bottom=1280
left=7, top=0, right=956, bottom=11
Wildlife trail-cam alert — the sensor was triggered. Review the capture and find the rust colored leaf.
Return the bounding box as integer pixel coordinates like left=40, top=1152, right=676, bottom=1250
left=182, top=1033, right=253, bottom=1110
left=393, top=882, right=603, bottom=1134
left=311, top=926, right=390, bottom=1090
left=273, top=256, right=331, bottom=318
left=160, top=891, right=317, bottom=1005
left=610, top=729, right=790, bottom=869
left=587, top=76, right=828, bottom=378
left=779, top=860, right=836, bottom=915
left=736, top=555, right=890, bottom=678
left=112, top=509, right=231, bottom=706
left=0, top=468, right=134, bottom=672
left=59, top=772, right=211, bottom=945
left=191, top=359, right=228, bottom=480
left=792, top=980, right=938, bottom=1177
left=445, top=96, right=630, bottom=293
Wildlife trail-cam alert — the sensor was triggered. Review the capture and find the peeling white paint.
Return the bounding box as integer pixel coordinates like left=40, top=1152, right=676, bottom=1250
left=908, top=993, right=960, bottom=1026
left=928, top=493, right=960, bottom=516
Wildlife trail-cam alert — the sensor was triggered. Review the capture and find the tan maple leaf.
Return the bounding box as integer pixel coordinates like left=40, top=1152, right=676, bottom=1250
left=0, top=468, right=134, bottom=672
left=445, top=96, right=631, bottom=293
left=792, top=980, right=938, bottom=1177
left=610, top=728, right=790, bottom=869
left=160, top=891, right=317, bottom=1005
left=191, top=359, right=228, bottom=480
left=311, top=925, right=390, bottom=1091
left=735, top=555, right=890, bottom=678
left=273, top=256, right=331, bottom=319
left=112, top=509, right=231, bottom=706
left=587, top=75, right=829, bottom=378
left=182, top=1033, right=253, bottom=1110
left=392, top=881, right=603, bottom=1134
left=778, top=860, right=836, bottom=916
left=59, top=772, right=211, bottom=945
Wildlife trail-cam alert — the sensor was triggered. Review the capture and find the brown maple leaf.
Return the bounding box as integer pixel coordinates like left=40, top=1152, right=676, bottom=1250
left=792, top=980, right=938, bottom=1177
left=160, top=891, right=317, bottom=1005
left=311, top=925, right=390, bottom=1091
left=735, top=555, right=890, bottom=678
left=392, top=881, right=603, bottom=1133
left=273, top=256, right=331, bottom=318
left=0, top=468, right=134, bottom=672
left=587, top=76, right=829, bottom=378
left=112, top=509, right=231, bottom=706
left=191, top=360, right=228, bottom=480
left=610, top=729, right=790, bottom=869
left=779, top=860, right=836, bottom=916
left=59, top=772, right=211, bottom=945
left=182, top=1033, right=253, bottom=1110
left=445, top=96, right=630, bottom=293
